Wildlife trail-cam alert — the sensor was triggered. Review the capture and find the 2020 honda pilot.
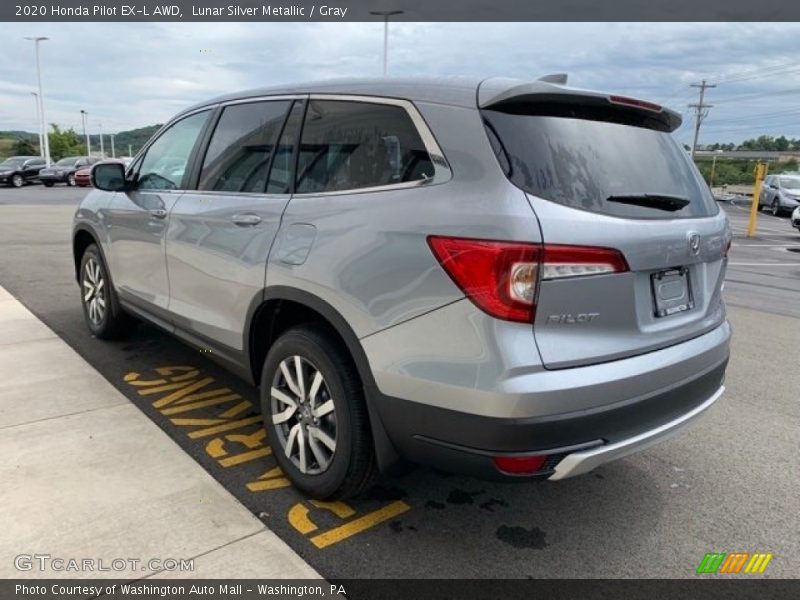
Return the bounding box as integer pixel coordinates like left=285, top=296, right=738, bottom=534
left=73, top=76, right=731, bottom=499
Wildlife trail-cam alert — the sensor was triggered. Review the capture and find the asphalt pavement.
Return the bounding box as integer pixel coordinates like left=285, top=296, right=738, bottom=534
left=0, top=185, right=797, bottom=579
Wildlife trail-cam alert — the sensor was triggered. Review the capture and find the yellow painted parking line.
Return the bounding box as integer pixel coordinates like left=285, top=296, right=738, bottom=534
left=289, top=504, right=318, bottom=535
left=246, top=466, right=291, bottom=491
left=308, top=500, right=410, bottom=549
left=186, top=415, right=264, bottom=438
left=123, top=365, right=416, bottom=550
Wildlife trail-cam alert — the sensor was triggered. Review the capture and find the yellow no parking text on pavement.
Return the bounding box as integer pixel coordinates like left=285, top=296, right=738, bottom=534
left=123, top=366, right=411, bottom=549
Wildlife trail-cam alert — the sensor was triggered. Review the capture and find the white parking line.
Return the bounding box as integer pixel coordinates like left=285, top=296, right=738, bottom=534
left=728, top=262, right=799, bottom=267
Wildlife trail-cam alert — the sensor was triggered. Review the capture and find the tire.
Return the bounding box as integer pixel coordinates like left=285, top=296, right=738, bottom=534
left=43, top=181, right=54, bottom=187
left=67, top=174, right=76, bottom=187
left=260, top=326, right=376, bottom=500
left=79, top=244, right=136, bottom=339
left=771, top=199, right=780, bottom=216
left=11, top=174, right=23, bottom=188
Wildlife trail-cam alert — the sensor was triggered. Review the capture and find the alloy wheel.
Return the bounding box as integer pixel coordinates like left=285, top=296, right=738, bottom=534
left=82, top=258, right=106, bottom=325
left=11, top=175, right=23, bottom=188
left=270, top=355, right=337, bottom=475
left=772, top=200, right=780, bottom=216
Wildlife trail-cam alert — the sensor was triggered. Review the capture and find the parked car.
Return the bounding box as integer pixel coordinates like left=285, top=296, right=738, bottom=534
left=39, top=156, right=100, bottom=187
left=0, top=156, right=46, bottom=187
left=73, top=77, right=731, bottom=499
left=75, top=158, right=131, bottom=187
left=791, top=206, right=800, bottom=232
left=759, top=174, right=800, bottom=216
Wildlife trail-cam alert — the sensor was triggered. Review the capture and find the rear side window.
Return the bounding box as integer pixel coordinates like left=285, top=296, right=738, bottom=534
left=295, top=100, right=434, bottom=194
left=482, top=110, right=718, bottom=219
left=199, top=100, right=291, bottom=193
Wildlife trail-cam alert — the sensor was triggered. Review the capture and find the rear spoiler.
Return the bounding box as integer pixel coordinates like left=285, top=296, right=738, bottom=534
left=478, top=78, right=682, bottom=133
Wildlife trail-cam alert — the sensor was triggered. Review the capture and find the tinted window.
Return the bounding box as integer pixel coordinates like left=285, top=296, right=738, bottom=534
left=296, top=100, right=434, bottom=194
left=137, top=110, right=210, bottom=191
left=482, top=110, right=718, bottom=219
left=199, top=100, right=290, bottom=193
left=265, top=101, right=304, bottom=194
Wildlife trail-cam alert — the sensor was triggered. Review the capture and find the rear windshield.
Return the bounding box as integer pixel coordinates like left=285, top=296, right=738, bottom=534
left=482, top=110, right=718, bottom=219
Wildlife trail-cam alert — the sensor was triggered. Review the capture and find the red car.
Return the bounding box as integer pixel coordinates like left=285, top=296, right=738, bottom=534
left=75, top=158, right=130, bottom=187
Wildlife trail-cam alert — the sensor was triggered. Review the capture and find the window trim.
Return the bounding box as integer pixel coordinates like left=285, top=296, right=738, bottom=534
left=291, top=94, right=452, bottom=197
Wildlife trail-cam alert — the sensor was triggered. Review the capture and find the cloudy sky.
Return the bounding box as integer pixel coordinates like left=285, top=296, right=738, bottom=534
left=1, top=22, right=799, bottom=145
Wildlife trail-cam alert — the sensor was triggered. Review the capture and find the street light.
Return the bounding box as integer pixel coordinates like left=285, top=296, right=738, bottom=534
left=369, top=10, right=403, bottom=76
left=80, top=110, right=90, bottom=156
left=98, top=121, right=104, bottom=157
left=24, top=36, right=50, bottom=167
left=31, top=92, right=43, bottom=158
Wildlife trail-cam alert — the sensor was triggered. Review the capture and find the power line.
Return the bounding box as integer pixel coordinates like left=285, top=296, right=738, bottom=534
left=689, top=80, right=715, bottom=158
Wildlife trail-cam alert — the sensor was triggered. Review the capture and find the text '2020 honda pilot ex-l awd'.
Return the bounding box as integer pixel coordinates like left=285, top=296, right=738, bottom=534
left=73, top=76, right=731, bottom=499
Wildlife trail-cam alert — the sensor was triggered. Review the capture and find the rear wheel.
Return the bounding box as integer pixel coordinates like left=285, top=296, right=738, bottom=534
left=11, top=174, right=23, bottom=188
left=261, top=326, right=375, bottom=499
left=79, top=244, right=136, bottom=339
left=771, top=199, right=780, bottom=216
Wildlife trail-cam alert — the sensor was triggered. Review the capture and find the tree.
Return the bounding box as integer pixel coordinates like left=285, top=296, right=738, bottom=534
left=47, top=124, right=84, bottom=161
left=12, top=137, right=37, bottom=155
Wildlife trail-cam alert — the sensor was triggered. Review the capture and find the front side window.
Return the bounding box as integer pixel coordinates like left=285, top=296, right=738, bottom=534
left=136, top=110, right=210, bottom=191
left=198, top=100, right=290, bottom=193
left=296, top=100, right=434, bottom=194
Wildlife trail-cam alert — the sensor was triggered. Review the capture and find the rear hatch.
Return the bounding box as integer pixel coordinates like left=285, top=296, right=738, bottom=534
left=480, top=82, right=731, bottom=369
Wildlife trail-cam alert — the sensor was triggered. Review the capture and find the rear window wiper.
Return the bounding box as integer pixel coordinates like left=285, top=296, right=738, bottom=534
left=606, top=194, right=690, bottom=212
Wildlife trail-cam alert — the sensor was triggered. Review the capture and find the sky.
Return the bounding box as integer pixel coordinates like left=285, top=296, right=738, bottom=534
left=1, top=22, right=799, bottom=145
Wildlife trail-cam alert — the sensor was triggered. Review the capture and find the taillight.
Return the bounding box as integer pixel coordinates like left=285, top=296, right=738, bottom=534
left=541, top=245, right=628, bottom=280
left=427, top=237, right=540, bottom=323
left=428, top=236, right=628, bottom=323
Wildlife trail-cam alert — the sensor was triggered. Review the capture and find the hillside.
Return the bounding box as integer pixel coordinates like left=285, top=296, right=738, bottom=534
left=0, top=125, right=160, bottom=159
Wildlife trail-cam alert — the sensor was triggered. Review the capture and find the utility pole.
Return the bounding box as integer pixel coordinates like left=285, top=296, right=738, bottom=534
left=128, top=144, right=132, bottom=158
left=80, top=110, right=90, bottom=156
left=110, top=133, right=115, bottom=158
left=370, top=10, right=403, bottom=76
left=689, top=80, right=716, bottom=159
left=31, top=92, right=43, bottom=158
left=99, top=122, right=104, bottom=157
left=25, top=36, right=51, bottom=167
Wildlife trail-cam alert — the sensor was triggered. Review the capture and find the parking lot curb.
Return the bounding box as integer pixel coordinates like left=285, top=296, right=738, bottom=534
left=0, top=285, right=320, bottom=580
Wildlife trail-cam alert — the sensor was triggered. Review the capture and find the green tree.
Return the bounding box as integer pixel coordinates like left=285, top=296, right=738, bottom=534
left=12, top=137, right=37, bottom=155
left=47, top=124, right=84, bottom=161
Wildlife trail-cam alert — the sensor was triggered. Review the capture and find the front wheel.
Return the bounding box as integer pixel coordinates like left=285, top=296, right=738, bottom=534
left=771, top=199, right=780, bottom=216
left=79, top=244, right=136, bottom=339
left=67, top=174, right=76, bottom=187
left=261, top=326, right=375, bottom=499
left=11, top=174, right=24, bottom=188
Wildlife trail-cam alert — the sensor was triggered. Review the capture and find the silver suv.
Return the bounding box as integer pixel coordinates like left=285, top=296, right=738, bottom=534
left=759, top=174, right=800, bottom=216
left=73, top=77, right=731, bottom=499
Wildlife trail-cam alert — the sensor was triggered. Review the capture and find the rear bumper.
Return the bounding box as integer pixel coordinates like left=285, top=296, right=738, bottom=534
left=549, top=384, right=723, bottom=480
left=373, top=356, right=727, bottom=480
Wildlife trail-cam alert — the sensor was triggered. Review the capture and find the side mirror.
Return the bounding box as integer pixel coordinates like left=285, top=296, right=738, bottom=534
left=92, top=162, right=127, bottom=191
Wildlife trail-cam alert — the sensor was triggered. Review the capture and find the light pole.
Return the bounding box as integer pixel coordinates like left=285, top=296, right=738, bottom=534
left=31, top=92, right=43, bottom=158
left=370, top=10, right=403, bottom=76
left=80, top=110, right=91, bottom=156
left=25, top=36, right=50, bottom=166
left=98, top=122, right=104, bottom=157
left=110, top=133, right=115, bottom=158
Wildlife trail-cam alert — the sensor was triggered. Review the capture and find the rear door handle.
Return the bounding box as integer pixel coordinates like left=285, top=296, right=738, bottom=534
left=149, top=209, right=168, bottom=219
left=231, top=213, right=262, bottom=226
